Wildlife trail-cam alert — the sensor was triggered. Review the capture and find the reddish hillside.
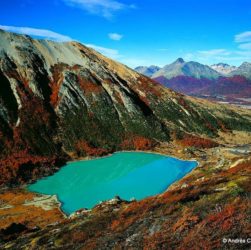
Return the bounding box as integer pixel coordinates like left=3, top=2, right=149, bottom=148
left=154, top=76, right=212, bottom=95
left=154, top=75, right=251, bottom=99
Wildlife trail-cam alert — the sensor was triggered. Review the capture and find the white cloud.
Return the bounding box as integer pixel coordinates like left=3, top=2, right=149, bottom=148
left=235, top=31, right=251, bottom=59
left=198, top=49, right=230, bottom=56
left=63, top=0, right=134, bottom=18
left=182, top=32, right=251, bottom=65
left=0, top=25, right=72, bottom=42
left=238, top=42, right=251, bottom=50
left=86, top=43, right=121, bottom=59
left=235, top=31, right=251, bottom=43
left=108, top=33, right=123, bottom=41
left=235, top=50, right=251, bottom=57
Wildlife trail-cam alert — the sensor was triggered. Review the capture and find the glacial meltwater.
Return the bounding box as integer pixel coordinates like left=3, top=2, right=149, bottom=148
left=28, top=152, right=197, bottom=215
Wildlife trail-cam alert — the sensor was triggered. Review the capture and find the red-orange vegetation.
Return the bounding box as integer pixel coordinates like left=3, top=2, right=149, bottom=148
left=110, top=219, right=121, bottom=231
left=113, top=91, right=124, bottom=104
left=172, top=208, right=199, bottom=232
left=75, top=140, right=107, bottom=157
left=228, top=159, right=251, bottom=174
left=50, top=79, right=63, bottom=107
left=49, top=64, right=67, bottom=106
left=0, top=151, right=59, bottom=186
left=71, top=64, right=82, bottom=71
left=205, top=201, right=242, bottom=231
left=177, top=134, right=219, bottom=149
left=78, top=75, right=102, bottom=94
left=121, top=135, right=157, bottom=150
left=177, top=97, right=193, bottom=112
left=138, top=76, right=163, bottom=98
left=0, top=190, right=64, bottom=230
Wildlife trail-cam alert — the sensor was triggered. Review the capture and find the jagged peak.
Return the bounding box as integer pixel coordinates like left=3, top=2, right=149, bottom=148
left=212, top=63, right=231, bottom=67
left=240, top=62, right=251, bottom=67
left=174, top=58, right=185, bottom=64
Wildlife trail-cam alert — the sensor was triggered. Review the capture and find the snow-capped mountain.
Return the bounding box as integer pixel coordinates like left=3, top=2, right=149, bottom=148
left=210, top=63, right=237, bottom=75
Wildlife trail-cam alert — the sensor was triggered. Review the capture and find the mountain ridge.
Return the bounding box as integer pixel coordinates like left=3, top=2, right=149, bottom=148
left=152, top=58, right=221, bottom=79
left=229, top=62, right=251, bottom=79
left=135, top=58, right=251, bottom=105
left=1, top=30, right=251, bottom=186
left=135, top=59, right=251, bottom=79
left=211, top=63, right=237, bottom=75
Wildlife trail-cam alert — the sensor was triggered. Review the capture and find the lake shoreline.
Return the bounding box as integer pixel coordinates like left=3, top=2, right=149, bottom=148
left=67, top=149, right=199, bottom=164
left=28, top=151, right=198, bottom=216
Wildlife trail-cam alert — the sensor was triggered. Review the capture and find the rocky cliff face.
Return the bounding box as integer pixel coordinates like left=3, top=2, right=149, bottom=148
left=1, top=29, right=251, bottom=186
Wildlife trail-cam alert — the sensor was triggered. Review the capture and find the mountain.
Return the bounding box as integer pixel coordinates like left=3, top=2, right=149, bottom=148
left=152, top=58, right=221, bottom=79
left=140, top=60, right=251, bottom=105
left=136, top=60, right=251, bottom=80
left=1, top=29, right=251, bottom=186
left=1, top=30, right=251, bottom=249
left=210, top=63, right=237, bottom=75
left=134, top=65, right=161, bottom=77
left=230, top=62, right=251, bottom=79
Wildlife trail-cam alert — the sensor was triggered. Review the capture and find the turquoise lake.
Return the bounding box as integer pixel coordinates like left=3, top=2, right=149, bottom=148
left=28, top=152, right=197, bottom=215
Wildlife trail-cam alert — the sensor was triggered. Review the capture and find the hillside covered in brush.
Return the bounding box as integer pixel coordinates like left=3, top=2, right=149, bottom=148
left=0, top=29, right=251, bottom=186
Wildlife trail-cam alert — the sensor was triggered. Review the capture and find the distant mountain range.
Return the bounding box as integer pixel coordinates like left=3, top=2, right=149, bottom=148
left=135, top=59, right=251, bottom=106
left=134, top=65, right=161, bottom=77
left=135, top=59, right=251, bottom=79
left=151, top=58, right=221, bottom=79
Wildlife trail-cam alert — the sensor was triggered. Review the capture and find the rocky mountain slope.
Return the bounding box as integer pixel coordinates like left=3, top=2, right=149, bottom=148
left=230, top=62, right=251, bottom=80
left=1, top=30, right=251, bottom=250
left=1, top=29, right=251, bottom=187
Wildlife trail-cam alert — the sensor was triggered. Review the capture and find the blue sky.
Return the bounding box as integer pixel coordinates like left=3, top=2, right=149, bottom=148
left=0, top=0, right=251, bottom=67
